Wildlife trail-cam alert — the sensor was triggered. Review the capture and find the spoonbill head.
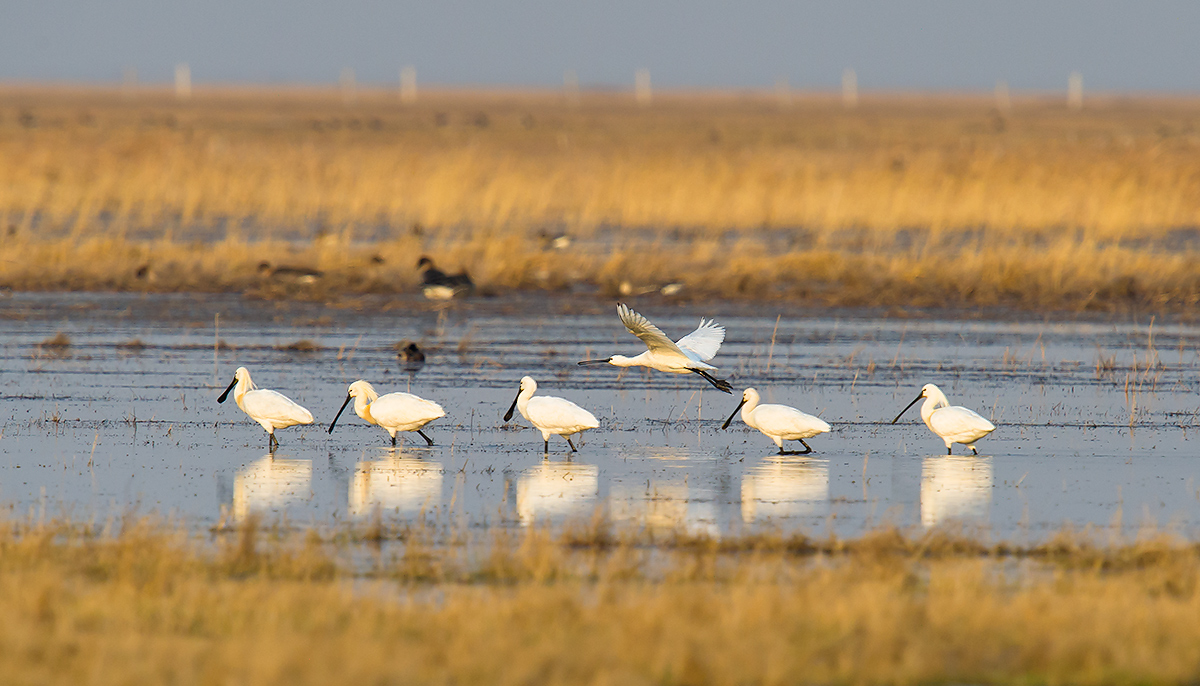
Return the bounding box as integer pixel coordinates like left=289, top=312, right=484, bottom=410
left=328, top=379, right=446, bottom=446
left=721, top=387, right=831, bottom=454
left=503, top=376, right=599, bottom=453
left=577, top=303, right=733, bottom=393
left=217, top=366, right=314, bottom=451
left=892, top=383, right=996, bottom=455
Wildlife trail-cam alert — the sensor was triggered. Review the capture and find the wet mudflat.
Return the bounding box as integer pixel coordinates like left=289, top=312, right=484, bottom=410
left=1, top=292, right=1198, bottom=540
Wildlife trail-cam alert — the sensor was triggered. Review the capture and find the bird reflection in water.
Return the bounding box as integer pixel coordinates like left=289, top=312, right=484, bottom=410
left=740, top=456, right=829, bottom=523
left=233, top=455, right=313, bottom=520
left=515, top=461, right=599, bottom=526
left=920, top=456, right=993, bottom=528
left=349, top=454, right=443, bottom=518
left=608, top=449, right=719, bottom=535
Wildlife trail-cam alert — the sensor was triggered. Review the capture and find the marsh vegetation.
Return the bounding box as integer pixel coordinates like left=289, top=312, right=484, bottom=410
left=4, top=514, right=1200, bottom=684
left=2, top=88, right=1200, bottom=311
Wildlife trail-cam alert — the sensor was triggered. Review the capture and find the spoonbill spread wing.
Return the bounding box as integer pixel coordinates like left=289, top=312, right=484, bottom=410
left=674, top=317, right=725, bottom=362
left=617, top=303, right=686, bottom=356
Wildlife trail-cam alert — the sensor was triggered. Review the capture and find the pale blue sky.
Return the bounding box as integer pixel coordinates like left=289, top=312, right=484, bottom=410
left=3, top=1, right=1197, bottom=91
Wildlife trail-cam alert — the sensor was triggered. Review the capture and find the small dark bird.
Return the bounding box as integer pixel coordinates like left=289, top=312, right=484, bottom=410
left=258, top=261, right=324, bottom=285
left=416, top=256, right=474, bottom=299
left=397, top=341, right=426, bottom=372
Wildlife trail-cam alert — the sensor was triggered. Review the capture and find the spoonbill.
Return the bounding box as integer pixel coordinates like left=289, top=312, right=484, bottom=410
left=891, top=383, right=996, bottom=455
left=327, top=380, right=445, bottom=446
left=503, top=376, right=599, bottom=452
left=721, top=388, right=831, bottom=454
left=417, top=256, right=474, bottom=299
left=578, top=303, right=733, bottom=393
left=217, top=367, right=314, bottom=451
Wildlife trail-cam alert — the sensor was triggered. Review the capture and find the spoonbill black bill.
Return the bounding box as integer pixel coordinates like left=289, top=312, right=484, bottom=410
left=328, top=380, right=446, bottom=446
left=578, top=303, right=733, bottom=393
left=503, top=376, right=599, bottom=452
left=217, top=367, right=314, bottom=451
left=417, top=256, right=474, bottom=299
left=721, top=388, right=830, bottom=454
left=891, top=383, right=996, bottom=455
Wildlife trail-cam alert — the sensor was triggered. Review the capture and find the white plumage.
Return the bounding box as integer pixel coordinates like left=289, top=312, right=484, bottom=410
left=504, top=376, right=600, bottom=452
left=328, top=380, right=445, bottom=446
left=578, top=303, right=732, bottom=393
left=722, top=387, right=830, bottom=454
left=892, top=383, right=996, bottom=455
left=218, top=366, right=314, bottom=451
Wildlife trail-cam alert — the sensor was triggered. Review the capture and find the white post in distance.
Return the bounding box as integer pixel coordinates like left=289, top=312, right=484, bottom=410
left=340, top=67, right=357, bottom=104
left=1067, top=71, right=1083, bottom=110
left=635, top=68, right=652, bottom=106
left=842, top=68, right=857, bottom=108
left=994, top=80, right=1011, bottom=112
left=564, top=69, right=580, bottom=106
left=174, top=63, right=191, bottom=100
left=122, top=67, right=138, bottom=97
left=775, top=76, right=791, bottom=108
left=400, top=66, right=417, bottom=104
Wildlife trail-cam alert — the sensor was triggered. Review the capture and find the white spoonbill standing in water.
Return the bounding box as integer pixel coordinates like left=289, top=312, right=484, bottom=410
left=217, top=367, right=314, bottom=451
left=504, top=376, right=600, bottom=452
left=892, top=383, right=995, bottom=455
left=327, top=380, right=445, bottom=446
left=722, top=388, right=831, bottom=454
left=578, top=303, right=732, bottom=393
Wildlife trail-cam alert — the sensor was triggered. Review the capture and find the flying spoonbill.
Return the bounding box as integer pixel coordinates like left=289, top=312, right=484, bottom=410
left=327, top=380, right=446, bottom=446
left=218, top=367, right=314, bottom=451
left=721, top=388, right=830, bottom=454
left=503, top=376, right=599, bottom=452
left=417, top=256, right=474, bottom=299
left=578, top=303, right=733, bottom=393
left=891, top=383, right=996, bottom=455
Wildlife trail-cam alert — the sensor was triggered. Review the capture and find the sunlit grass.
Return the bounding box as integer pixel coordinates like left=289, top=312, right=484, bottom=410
left=2, top=87, right=1200, bottom=311
left=3, top=514, right=1200, bottom=684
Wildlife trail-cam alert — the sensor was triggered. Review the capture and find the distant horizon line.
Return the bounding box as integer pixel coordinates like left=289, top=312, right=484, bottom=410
left=2, top=81, right=1198, bottom=100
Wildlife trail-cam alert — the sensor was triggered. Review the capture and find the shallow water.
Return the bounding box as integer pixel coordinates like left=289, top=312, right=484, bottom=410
left=1, top=292, right=1199, bottom=540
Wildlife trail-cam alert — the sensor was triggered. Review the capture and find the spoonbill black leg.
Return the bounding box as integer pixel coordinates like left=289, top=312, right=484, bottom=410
left=780, top=439, right=814, bottom=456
left=692, top=369, right=733, bottom=393
left=418, top=430, right=434, bottom=446
left=391, top=434, right=397, bottom=447
left=566, top=436, right=578, bottom=452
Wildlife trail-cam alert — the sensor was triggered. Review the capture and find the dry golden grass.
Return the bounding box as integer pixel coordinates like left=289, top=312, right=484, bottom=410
left=3, top=86, right=1200, bottom=311
left=3, top=514, right=1200, bottom=684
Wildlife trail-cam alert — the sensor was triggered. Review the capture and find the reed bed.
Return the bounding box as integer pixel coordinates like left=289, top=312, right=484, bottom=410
left=2, top=514, right=1200, bottom=684
left=3, top=87, right=1200, bottom=311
